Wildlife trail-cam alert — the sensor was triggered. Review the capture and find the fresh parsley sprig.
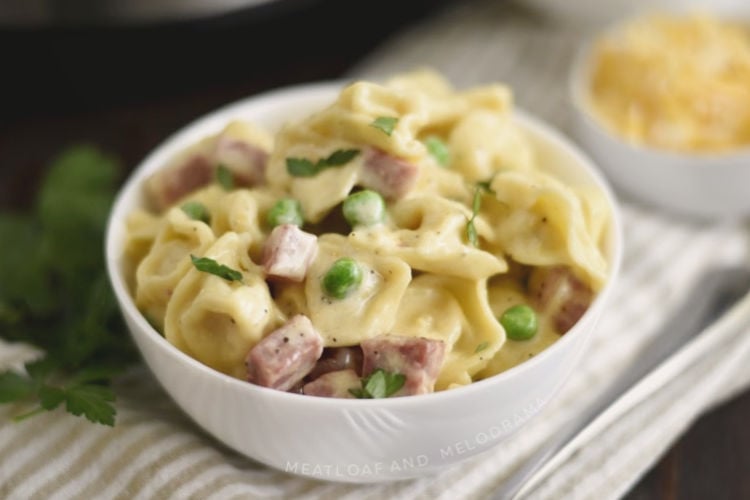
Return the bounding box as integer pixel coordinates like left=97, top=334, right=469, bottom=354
left=349, top=368, right=406, bottom=399
left=0, top=146, right=139, bottom=426
left=1, top=359, right=119, bottom=425
left=286, top=149, right=360, bottom=178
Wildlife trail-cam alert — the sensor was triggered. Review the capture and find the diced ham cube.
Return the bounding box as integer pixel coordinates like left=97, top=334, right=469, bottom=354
left=529, top=265, right=594, bottom=334
left=361, top=335, right=445, bottom=396
left=213, top=137, right=268, bottom=187
left=306, top=346, right=364, bottom=381
left=303, top=369, right=361, bottom=398
left=360, top=148, right=419, bottom=200
left=261, top=224, right=318, bottom=282
left=146, top=154, right=214, bottom=211
left=147, top=126, right=270, bottom=212
left=245, top=315, right=324, bottom=391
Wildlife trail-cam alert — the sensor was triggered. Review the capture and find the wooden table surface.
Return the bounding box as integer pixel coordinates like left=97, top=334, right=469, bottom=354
left=1, top=1, right=748, bottom=498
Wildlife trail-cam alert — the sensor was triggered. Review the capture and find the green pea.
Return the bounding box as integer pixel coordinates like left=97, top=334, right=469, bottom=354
left=342, top=190, right=386, bottom=228
left=267, top=198, right=304, bottom=228
left=499, top=304, right=538, bottom=341
left=323, top=257, right=363, bottom=299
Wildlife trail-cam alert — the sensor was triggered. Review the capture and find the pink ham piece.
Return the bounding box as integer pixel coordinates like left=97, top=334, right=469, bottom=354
left=146, top=130, right=270, bottom=212
left=213, top=137, right=268, bottom=187
left=529, top=265, right=594, bottom=334
left=361, top=335, right=445, bottom=396
left=261, top=224, right=318, bottom=282
left=146, top=154, right=214, bottom=211
left=245, top=314, right=324, bottom=391
left=360, top=147, right=419, bottom=200
left=303, top=369, right=361, bottom=398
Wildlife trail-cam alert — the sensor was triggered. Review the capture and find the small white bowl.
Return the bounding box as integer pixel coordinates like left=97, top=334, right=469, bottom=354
left=569, top=32, right=750, bottom=220
left=106, top=81, right=623, bottom=483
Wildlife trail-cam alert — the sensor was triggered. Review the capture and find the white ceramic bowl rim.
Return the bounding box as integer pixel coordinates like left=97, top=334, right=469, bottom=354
left=569, top=16, right=750, bottom=162
left=106, top=80, right=623, bottom=409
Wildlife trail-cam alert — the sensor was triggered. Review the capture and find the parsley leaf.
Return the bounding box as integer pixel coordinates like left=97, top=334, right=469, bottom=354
left=424, top=136, right=450, bottom=167
left=11, top=377, right=117, bottom=426
left=0, top=145, right=139, bottom=426
left=348, top=387, right=367, bottom=398
left=0, top=215, right=52, bottom=315
left=286, top=149, right=360, bottom=177
left=348, top=368, right=406, bottom=399
left=68, top=365, right=127, bottom=386
left=65, top=384, right=116, bottom=426
left=181, top=201, right=211, bottom=224
left=370, top=116, right=398, bottom=136
left=6, top=358, right=123, bottom=426
left=286, top=158, right=318, bottom=177
left=37, top=147, right=117, bottom=280
left=475, top=341, right=489, bottom=353
left=216, top=164, right=234, bottom=190
left=190, top=255, right=243, bottom=282
left=38, top=386, right=66, bottom=410
left=323, top=149, right=360, bottom=167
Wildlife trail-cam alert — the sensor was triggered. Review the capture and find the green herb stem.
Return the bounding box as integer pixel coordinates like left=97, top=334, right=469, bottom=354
left=13, top=406, right=47, bottom=422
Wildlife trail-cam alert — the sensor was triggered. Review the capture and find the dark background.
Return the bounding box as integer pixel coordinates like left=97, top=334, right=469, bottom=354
left=0, top=1, right=748, bottom=498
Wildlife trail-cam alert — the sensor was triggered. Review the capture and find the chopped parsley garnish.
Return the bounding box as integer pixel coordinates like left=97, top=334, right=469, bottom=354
left=286, top=158, right=318, bottom=177
left=190, top=255, right=243, bottom=282
left=325, top=149, right=360, bottom=166
left=286, top=149, right=360, bottom=177
left=0, top=146, right=139, bottom=426
left=475, top=341, right=489, bottom=353
left=349, top=368, right=406, bottom=399
left=466, top=181, right=493, bottom=247
left=424, top=136, right=450, bottom=166
left=216, top=164, right=234, bottom=190
left=180, top=201, right=211, bottom=224
left=370, top=116, right=398, bottom=136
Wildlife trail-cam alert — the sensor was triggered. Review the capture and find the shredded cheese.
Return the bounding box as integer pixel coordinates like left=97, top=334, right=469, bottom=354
left=589, top=13, right=750, bottom=153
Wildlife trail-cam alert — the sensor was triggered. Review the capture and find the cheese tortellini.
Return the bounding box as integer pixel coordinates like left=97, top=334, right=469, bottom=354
left=126, top=70, right=612, bottom=392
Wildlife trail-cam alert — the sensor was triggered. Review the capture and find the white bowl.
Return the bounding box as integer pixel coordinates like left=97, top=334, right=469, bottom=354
left=569, top=31, right=750, bottom=220
left=105, top=81, right=623, bottom=483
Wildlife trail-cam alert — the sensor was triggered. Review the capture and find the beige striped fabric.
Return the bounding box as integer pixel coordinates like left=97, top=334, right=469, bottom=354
left=2, top=2, right=750, bottom=499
